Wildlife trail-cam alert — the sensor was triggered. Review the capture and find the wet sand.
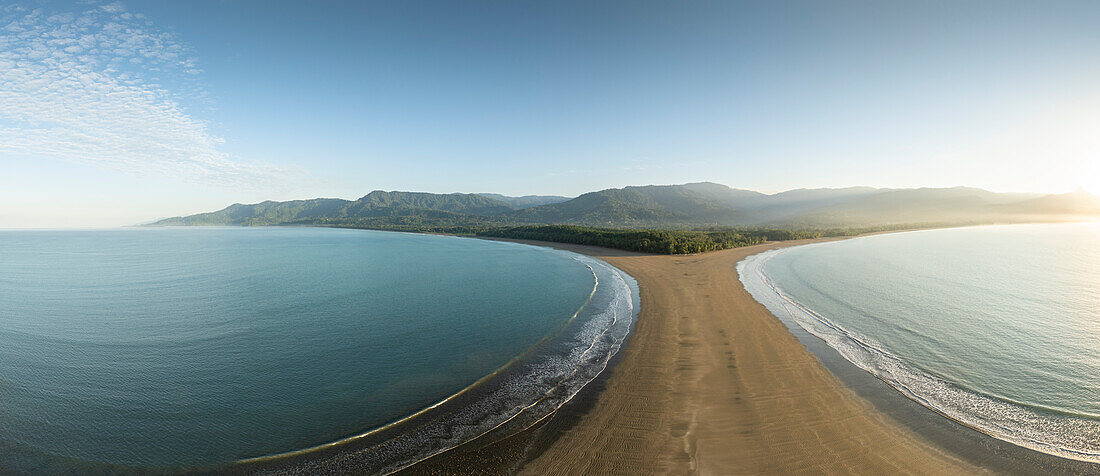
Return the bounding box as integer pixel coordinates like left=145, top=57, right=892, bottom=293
left=405, top=238, right=983, bottom=474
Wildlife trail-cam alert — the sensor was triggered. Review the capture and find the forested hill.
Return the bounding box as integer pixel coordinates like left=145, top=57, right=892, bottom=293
left=155, top=191, right=514, bottom=226
left=475, top=193, right=571, bottom=209
left=153, top=183, right=1100, bottom=229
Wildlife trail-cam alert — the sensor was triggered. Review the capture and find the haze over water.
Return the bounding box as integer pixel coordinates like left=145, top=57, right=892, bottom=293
left=742, top=223, right=1100, bottom=462
left=0, top=227, right=634, bottom=470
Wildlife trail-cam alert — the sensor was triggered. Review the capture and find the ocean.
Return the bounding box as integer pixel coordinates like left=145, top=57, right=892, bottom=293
left=0, top=227, right=636, bottom=473
left=740, top=223, right=1100, bottom=463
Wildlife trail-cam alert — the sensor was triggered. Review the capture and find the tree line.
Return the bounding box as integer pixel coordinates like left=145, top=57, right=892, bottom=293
left=301, top=223, right=931, bottom=255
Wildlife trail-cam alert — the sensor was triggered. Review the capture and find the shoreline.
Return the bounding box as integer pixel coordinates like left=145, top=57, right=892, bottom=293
left=740, top=233, right=1100, bottom=474
left=232, top=240, right=640, bottom=475
left=407, top=234, right=1098, bottom=474
left=8, top=228, right=1094, bottom=474
left=0, top=231, right=640, bottom=476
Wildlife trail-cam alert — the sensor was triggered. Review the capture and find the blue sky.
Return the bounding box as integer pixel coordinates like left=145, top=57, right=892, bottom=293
left=2, top=0, right=1099, bottom=227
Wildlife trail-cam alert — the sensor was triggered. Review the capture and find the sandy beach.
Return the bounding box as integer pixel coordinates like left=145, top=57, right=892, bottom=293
left=405, top=238, right=984, bottom=474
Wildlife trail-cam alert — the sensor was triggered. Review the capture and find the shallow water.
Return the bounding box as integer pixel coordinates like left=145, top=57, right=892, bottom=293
left=740, top=223, right=1100, bottom=462
left=0, top=227, right=634, bottom=471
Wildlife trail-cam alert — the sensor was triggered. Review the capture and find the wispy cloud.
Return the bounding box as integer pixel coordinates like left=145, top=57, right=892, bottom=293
left=0, top=2, right=302, bottom=189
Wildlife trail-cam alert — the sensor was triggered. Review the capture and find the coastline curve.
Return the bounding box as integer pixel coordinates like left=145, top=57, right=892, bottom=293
left=738, top=243, right=1100, bottom=465
left=236, top=243, right=640, bottom=475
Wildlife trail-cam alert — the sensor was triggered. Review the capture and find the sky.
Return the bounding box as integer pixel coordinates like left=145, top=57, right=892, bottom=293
left=2, top=0, right=1099, bottom=227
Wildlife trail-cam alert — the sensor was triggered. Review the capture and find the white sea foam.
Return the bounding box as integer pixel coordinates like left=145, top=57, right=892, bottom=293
left=739, top=248, right=1100, bottom=464
left=251, top=249, right=638, bottom=475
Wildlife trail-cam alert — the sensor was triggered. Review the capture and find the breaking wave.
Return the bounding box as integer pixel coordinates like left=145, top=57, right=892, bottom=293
left=739, top=248, right=1100, bottom=464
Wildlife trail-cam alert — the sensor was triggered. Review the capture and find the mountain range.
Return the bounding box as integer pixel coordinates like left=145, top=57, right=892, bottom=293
left=152, top=183, right=1100, bottom=229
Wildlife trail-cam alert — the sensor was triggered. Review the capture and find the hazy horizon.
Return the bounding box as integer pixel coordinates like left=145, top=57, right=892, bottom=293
left=3, top=181, right=1094, bottom=230
left=3, top=0, right=1100, bottom=227
left=2, top=3, right=1099, bottom=471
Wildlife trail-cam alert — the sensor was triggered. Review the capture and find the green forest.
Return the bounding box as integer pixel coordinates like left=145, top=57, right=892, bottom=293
left=150, top=183, right=1099, bottom=254
left=314, top=223, right=925, bottom=255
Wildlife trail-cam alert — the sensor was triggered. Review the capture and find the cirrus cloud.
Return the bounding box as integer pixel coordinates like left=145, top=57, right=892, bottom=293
left=0, top=2, right=304, bottom=189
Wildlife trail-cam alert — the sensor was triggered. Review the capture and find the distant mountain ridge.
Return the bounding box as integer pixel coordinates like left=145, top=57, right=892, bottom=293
left=152, top=183, right=1100, bottom=229
left=476, top=193, right=571, bottom=209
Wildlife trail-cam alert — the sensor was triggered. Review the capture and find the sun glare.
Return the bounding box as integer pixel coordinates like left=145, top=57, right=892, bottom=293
left=1080, top=170, right=1100, bottom=196
left=1086, top=182, right=1100, bottom=196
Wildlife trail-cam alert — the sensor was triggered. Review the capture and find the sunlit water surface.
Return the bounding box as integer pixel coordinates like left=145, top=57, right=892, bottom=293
left=741, top=223, right=1100, bottom=462
left=0, top=228, right=634, bottom=471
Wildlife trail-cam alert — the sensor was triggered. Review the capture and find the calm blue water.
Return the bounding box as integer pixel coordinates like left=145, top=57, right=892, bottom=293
left=0, top=227, right=635, bottom=472
left=740, top=223, right=1100, bottom=463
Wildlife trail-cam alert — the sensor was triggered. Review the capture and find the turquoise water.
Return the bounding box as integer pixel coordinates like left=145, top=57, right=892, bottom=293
left=0, top=227, right=635, bottom=472
left=740, top=223, right=1100, bottom=462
